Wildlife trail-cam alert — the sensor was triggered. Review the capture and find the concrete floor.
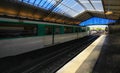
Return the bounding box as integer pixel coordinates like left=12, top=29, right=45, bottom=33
left=56, top=35, right=106, bottom=73
left=92, top=34, right=120, bottom=73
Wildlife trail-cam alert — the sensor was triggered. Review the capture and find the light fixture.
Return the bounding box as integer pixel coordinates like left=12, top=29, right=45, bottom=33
left=105, top=0, right=113, bottom=15
left=105, top=11, right=113, bottom=15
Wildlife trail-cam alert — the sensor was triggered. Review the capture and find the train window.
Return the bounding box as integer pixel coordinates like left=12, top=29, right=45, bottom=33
left=0, top=24, right=37, bottom=39
left=81, top=27, right=86, bottom=32
left=64, top=26, right=73, bottom=33
left=55, top=26, right=61, bottom=34
left=45, top=26, right=52, bottom=35
left=75, top=27, right=79, bottom=32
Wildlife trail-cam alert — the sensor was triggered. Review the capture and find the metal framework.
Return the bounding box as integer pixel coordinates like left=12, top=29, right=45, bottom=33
left=1, top=0, right=119, bottom=25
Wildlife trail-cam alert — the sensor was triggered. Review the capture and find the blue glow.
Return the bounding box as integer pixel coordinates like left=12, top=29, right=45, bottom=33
left=80, top=17, right=116, bottom=26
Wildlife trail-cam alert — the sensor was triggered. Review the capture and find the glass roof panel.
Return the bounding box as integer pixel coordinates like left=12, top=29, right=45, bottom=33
left=22, top=0, right=28, bottom=3
left=29, top=0, right=35, bottom=3
left=34, top=0, right=41, bottom=5
left=91, top=0, right=104, bottom=11
left=20, top=0, right=56, bottom=10
left=46, top=0, right=55, bottom=9
left=19, top=0, right=104, bottom=17
left=79, top=0, right=94, bottom=11
left=53, top=0, right=85, bottom=17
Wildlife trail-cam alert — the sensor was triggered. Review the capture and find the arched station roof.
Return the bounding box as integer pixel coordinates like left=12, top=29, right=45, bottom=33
left=0, top=0, right=120, bottom=25
left=18, top=0, right=104, bottom=17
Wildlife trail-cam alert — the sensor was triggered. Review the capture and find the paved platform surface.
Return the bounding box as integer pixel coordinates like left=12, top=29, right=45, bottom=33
left=92, top=34, right=120, bottom=73
left=56, top=35, right=106, bottom=73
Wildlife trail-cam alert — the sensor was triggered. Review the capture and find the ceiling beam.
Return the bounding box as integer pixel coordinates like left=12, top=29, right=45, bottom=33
left=104, top=8, right=120, bottom=11
left=49, top=0, right=63, bottom=12
left=101, top=0, right=107, bottom=18
left=75, top=0, right=87, bottom=10
left=37, top=0, right=42, bottom=6
left=87, top=11, right=94, bottom=17
left=17, top=0, right=24, bottom=17
left=88, top=0, right=96, bottom=10
left=33, top=0, right=37, bottom=5
left=45, top=0, right=63, bottom=20
left=75, top=0, right=94, bottom=18
left=104, top=4, right=120, bottom=6
left=105, top=6, right=120, bottom=10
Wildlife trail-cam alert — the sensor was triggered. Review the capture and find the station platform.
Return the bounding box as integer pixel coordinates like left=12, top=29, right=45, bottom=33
left=92, top=34, right=120, bottom=73
left=56, top=34, right=120, bottom=73
left=56, top=35, right=106, bottom=73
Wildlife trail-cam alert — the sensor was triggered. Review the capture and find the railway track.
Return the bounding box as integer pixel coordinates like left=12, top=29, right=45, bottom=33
left=1, top=35, right=99, bottom=73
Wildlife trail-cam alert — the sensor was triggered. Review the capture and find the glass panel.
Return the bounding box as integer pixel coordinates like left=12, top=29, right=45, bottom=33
left=0, top=24, right=37, bottom=38
left=45, top=26, right=52, bottom=35
left=23, top=0, right=29, bottom=3
left=64, top=26, right=73, bottom=33
left=75, top=27, right=79, bottom=32
left=53, top=0, right=85, bottom=17
left=18, top=0, right=104, bottom=17
left=46, top=0, right=55, bottom=9
left=29, top=0, right=35, bottom=4
left=91, top=0, right=104, bottom=11
left=19, top=0, right=22, bottom=1
left=19, top=0, right=56, bottom=10
left=24, top=0, right=29, bottom=2
left=34, top=0, right=41, bottom=5
left=71, top=3, right=85, bottom=16
left=55, top=26, right=61, bottom=34
left=79, top=0, right=94, bottom=11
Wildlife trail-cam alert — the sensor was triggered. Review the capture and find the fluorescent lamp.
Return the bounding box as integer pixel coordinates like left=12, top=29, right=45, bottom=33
left=105, top=11, right=113, bottom=15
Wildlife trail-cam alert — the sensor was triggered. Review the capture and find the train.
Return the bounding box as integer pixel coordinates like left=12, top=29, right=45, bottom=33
left=0, top=17, right=89, bottom=58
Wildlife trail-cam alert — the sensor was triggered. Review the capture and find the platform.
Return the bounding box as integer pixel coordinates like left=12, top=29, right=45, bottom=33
left=56, top=35, right=106, bottom=73
left=92, top=34, right=120, bottom=73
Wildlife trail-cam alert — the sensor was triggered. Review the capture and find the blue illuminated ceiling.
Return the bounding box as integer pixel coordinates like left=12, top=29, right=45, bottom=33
left=19, top=0, right=104, bottom=18
left=80, top=17, right=116, bottom=26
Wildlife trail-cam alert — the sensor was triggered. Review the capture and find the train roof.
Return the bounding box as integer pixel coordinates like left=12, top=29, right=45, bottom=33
left=0, top=17, right=85, bottom=27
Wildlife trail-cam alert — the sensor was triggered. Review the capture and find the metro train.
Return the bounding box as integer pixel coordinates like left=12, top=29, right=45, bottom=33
left=0, top=18, right=89, bottom=58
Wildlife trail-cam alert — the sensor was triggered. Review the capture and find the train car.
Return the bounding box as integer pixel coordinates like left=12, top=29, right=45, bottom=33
left=0, top=18, right=89, bottom=58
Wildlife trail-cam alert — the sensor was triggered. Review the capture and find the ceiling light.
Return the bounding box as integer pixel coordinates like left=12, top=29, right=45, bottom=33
left=105, top=11, right=113, bottom=15
left=105, top=0, right=113, bottom=15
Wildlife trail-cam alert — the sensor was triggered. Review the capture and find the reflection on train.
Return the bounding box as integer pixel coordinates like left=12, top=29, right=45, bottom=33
left=0, top=24, right=37, bottom=38
left=0, top=18, right=89, bottom=58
